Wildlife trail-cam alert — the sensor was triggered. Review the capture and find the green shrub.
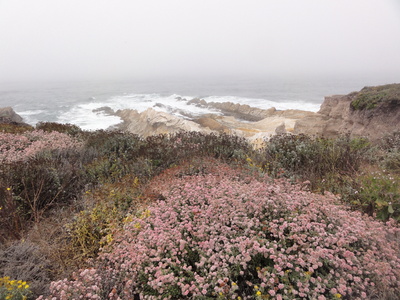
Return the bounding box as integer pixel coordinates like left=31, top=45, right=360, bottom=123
left=36, top=122, right=83, bottom=136
left=262, top=134, right=368, bottom=191
left=352, top=170, right=400, bottom=221
left=66, top=175, right=141, bottom=262
left=0, top=123, right=34, bottom=134
left=378, top=131, right=400, bottom=173
left=351, top=83, right=400, bottom=110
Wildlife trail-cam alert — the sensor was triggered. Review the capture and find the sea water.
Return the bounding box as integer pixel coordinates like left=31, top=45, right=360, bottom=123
left=0, top=76, right=396, bottom=130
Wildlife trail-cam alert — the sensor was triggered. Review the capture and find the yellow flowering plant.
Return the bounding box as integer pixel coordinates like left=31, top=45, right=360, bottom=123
left=0, top=277, right=31, bottom=300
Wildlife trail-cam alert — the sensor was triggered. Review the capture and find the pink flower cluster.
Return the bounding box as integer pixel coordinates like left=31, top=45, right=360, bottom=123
left=0, top=130, right=82, bottom=163
left=37, top=269, right=103, bottom=300
left=40, top=161, right=400, bottom=299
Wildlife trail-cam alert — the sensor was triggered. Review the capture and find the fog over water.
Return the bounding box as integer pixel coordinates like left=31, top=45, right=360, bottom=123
left=0, top=0, right=400, bottom=83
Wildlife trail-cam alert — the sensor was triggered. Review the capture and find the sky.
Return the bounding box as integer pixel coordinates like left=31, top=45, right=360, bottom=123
left=1, top=0, right=400, bottom=83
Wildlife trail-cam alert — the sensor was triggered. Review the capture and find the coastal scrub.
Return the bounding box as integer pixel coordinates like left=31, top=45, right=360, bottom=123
left=40, top=161, right=400, bottom=299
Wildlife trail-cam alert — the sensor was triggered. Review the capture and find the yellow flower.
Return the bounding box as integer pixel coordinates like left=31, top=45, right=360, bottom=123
left=254, top=285, right=259, bottom=290
left=232, top=282, right=237, bottom=286
left=334, top=293, right=342, bottom=298
left=25, top=284, right=30, bottom=289
left=256, top=291, right=262, bottom=296
left=6, top=187, right=11, bottom=191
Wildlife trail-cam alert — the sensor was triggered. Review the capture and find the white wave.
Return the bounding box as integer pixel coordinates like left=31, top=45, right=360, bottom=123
left=17, top=109, right=47, bottom=116
left=57, top=93, right=321, bottom=131
left=202, top=95, right=321, bottom=112
left=57, top=103, right=122, bottom=130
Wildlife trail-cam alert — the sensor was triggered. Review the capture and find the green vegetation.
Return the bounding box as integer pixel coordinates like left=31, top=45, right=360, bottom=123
left=350, top=83, right=400, bottom=110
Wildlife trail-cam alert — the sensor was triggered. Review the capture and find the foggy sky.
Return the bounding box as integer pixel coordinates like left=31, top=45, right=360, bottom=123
left=1, top=0, right=400, bottom=82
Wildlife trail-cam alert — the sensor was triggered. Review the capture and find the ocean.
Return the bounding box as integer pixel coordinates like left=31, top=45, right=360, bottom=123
left=0, top=76, right=397, bottom=130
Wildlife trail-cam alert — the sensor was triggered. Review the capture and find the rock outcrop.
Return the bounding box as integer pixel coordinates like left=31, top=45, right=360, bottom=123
left=0, top=107, right=24, bottom=124
left=112, top=103, right=313, bottom=142
left=187, top=98, right=314, bottom=121
left=115, top=108, right=212, bottom=137
left=294, top=84, right=400, bottom=141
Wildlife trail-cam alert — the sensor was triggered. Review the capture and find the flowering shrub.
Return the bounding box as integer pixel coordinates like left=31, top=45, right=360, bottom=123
left=0, top=131, right=85, bottom=233
left=0, top=130, right=82, bottom=163
left=41, top=161, right=400, bottom=299
left=0, top=277, right=31, bottom=300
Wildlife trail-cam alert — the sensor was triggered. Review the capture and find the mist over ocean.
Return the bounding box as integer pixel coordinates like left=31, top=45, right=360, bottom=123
left=0, top=76, right=397, bottom=130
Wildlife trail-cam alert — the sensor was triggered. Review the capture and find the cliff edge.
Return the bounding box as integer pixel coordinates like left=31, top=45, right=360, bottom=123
left=294, top=83, right=400, bottom=141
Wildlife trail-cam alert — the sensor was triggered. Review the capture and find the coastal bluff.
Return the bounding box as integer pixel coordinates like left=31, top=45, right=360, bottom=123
left=294, top=83, right=400, bottom=141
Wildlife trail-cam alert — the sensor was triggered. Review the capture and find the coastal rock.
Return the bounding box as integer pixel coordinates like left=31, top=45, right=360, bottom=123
left=112, top=101, right=314, bottom=141
left=115, top=108, right=212, bottom=137
left=187, top=99, right=315, bottom=122
left=294, top=84, right=400, bottom=141
left=0, top=107, right=24, bottom=124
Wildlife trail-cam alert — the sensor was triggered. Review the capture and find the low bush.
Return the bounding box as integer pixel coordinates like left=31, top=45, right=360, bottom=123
left=350, top=170, right=400, bottom=221
left=378, top=131, right=400, bottom=173
left=82, top=131, right=252, bottom=185
left=40, top=162, right=400, bottom=299
left=262, top=134, right=369, bottom=192
left=0, top=131, right=85, bottom=239
left=36, top=122, right=83, bottom=137
left=65, top=175, right=141, bottom=262
left=0, top=241, right=52, bottom=298
left=0, top=130, right=82, bottom=163
left=0, top=123, right=34, bottom=134
left=1, top=149, right=85, bottom=224
left=0, top=276, right=32, bottom=300
left=350, top=83, right=400, bottom=110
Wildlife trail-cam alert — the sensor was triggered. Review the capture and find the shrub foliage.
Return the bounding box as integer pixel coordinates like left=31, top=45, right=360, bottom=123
left=40, top=161, right=400, bottom=299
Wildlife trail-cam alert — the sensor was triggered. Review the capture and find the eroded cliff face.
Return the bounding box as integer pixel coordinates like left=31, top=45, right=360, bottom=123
left=294, top=88, right=400, bottom=141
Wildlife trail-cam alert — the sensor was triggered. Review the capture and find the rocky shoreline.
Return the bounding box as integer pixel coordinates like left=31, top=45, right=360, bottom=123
left=2, top=83, right=400, bottom=143
left=105, top=83, right=400, bottom=143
